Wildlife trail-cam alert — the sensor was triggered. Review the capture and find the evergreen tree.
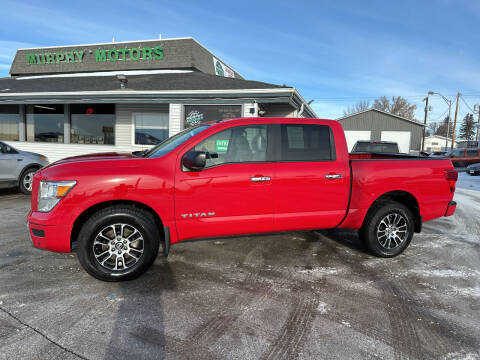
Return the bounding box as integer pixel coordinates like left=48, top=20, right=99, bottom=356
left=459, top=113, right=475, bottom=140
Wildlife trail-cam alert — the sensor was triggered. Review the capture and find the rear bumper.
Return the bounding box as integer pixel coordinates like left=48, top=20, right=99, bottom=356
left=444, top=201, right=456, bottom=217
left=27, top=211, right=72, bottom=252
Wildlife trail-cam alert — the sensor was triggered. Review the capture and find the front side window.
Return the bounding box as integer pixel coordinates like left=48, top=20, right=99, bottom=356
left=135, top=113, right=169, bottom=145
left=26, top=104, right=64, bottom=143
left=467, top=150, right=478, bottom=157
left=0, top=105, right=19, bottom=141
left=193, top=125, right=268, bottom=167
left=281, top=124, right=333, bottom=161
left=71, top=104, right=115, bottom=145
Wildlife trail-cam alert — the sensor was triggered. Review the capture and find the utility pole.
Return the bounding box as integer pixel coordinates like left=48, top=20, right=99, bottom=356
left=445, top=102, right=452, bottom=149
left=451, top=92, right=460, bottom=149
left=422, top=95, right=430, bottom=152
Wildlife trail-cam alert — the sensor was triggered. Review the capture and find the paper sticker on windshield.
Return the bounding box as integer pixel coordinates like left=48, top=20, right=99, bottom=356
left=215, top=139, right=229, bottom=152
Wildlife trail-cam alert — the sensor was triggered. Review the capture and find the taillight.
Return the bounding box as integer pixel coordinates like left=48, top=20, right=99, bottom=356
left=444, top=169, right=458, bottom=192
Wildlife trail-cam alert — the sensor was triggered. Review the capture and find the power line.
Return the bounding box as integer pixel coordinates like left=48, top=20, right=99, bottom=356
left=460, top=94, right=476, bottom=113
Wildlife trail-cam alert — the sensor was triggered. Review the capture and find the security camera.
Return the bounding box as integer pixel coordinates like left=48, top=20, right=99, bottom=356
left=117, top=74, right=127, bottom=89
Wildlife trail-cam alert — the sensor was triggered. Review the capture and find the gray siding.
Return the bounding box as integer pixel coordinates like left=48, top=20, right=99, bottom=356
left=338, top=110, right=424, bottom=151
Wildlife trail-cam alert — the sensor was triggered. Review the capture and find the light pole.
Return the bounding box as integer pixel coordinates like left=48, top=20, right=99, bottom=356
left=428, top=91, right=453, bottom=150
left=474, top=104, right=480, bottom=146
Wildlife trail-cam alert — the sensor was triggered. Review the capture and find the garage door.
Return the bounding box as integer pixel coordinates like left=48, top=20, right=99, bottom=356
left=344, top=131, right=371, bottom=151
left=381, top=131, right=411, bottom=153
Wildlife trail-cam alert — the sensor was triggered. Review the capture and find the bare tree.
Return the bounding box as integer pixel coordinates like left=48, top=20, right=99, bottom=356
left=343, top=100, right=370, bottom=116
left=427, top=121, right=440, bottom=135
left=373, top=96, right=417, bottom=120
left=435, top=116, right=453, bottom=138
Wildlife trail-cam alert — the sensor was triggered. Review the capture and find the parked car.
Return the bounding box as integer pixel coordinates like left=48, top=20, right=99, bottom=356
left=351, top=140, right=400, bottom=154
left=27, top=118, right=457, bottom=281
left=0, top=141, right=49, bottom=194
left=467, top=163, right=480, bottom=176
left=444, top=148, right=480, bottom=167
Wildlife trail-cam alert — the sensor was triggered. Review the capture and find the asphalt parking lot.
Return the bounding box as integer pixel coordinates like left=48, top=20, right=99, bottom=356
left=1, top=179, right=480, bottom=360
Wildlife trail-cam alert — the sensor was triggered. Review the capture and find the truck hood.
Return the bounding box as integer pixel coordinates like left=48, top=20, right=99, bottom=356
left=48, top=152, right=138, bottom=167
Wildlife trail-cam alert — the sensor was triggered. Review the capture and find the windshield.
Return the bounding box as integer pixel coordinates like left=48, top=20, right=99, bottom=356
left=145, top=125, right=210, bottom=159
left=353, top=142, right=399, bottom=153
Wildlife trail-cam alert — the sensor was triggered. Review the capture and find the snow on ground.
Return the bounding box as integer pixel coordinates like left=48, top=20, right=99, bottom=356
left=456, top=171, right=480, bottom=191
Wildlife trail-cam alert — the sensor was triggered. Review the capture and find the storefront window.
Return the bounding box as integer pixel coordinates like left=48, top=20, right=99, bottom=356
left=134, top=113, right=169, bottom=145
left=184, top=105, right=242, bottom=128
left=71, top=104, right=115, bottom=145
left=26, top=104, right=64, bottom=142
left=0, top=105, right=19, bottom=141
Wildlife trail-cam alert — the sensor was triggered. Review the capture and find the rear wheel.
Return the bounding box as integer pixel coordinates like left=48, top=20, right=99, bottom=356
left=19, top=168, right=37, bottom=195
left=360, top=201, right=414, bottom=257
left=76, top=206, right=160, bottom=281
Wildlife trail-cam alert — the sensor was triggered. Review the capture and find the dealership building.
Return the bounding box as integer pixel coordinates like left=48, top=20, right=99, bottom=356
left=0, top=37, right=316, bottom=162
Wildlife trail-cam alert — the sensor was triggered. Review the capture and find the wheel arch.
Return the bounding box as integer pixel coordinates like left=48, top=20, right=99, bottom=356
left=18, top=163, right=42, bottom=183
left=70, top=200, right=165, bottom=251
left=363, top=190, right=422, bottom=233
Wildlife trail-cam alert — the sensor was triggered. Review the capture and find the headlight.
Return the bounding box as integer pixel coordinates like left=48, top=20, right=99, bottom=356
left=38, top=181, right=76, bottom=212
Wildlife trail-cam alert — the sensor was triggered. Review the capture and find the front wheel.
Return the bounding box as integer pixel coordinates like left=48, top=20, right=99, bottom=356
left=19, top=168, right=37, bottom=195
left=76, top=206, right=160, bottom=281
left=360, top=201, right=414, bottom=257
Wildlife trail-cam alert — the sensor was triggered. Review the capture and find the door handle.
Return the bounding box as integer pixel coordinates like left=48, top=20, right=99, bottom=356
left=17, top=158, right=23, bottom=161
left=325, top=174, right=342, bottom=179
left=251, top=176, right=271, bottom=182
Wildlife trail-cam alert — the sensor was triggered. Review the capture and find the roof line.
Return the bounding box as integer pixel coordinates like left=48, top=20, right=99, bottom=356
left=337, top=108, right=425, bottom=126
left=0, top=88, right=295, bottom=97
left=16, top=37, right=195, bottom=51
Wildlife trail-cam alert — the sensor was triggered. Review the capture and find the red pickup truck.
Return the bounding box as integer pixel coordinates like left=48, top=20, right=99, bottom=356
left=27, top=118, right=457, bottom=281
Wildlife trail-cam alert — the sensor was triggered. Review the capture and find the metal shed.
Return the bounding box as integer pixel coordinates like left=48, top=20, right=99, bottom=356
left=337, top=108, right=425, bottom=153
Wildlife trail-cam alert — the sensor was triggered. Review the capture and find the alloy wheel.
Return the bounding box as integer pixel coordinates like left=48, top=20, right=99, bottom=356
left=376, top=213, right=408, bottom=249
left=92, top=223, right=144, bottom=271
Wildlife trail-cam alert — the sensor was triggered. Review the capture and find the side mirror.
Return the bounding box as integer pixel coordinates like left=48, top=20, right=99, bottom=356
left=183, top=151, right=206, bottom=170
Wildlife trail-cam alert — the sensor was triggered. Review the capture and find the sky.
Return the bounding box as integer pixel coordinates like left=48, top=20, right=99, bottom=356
left=1, top=0, right=480, bottom=127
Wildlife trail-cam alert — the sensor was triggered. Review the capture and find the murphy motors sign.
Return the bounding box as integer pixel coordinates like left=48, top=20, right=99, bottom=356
left=25, top=45, right=164, bottom=65
left=10, top=38, right=242, bottom=78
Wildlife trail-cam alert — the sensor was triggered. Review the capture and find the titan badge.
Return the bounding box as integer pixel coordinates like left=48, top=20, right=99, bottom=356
left=180, top=212, right=215, bottom=219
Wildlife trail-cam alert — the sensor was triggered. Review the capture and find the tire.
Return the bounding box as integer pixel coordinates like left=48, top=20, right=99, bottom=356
left=19, top=167, right=37, bottom=195
left=76, top=206, right=161, bottom=281
left=360, top=201, right=414, bottom=258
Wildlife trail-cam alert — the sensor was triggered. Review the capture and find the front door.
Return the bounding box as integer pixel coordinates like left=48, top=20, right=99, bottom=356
left=0, top=143, right=20, bottom=181
left=175, top=124, right=276, bottom=240
left=274, top=123, right=350, bottom=231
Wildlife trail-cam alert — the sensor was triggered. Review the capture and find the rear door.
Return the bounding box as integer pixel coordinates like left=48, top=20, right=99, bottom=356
left=274, top=123, right=350, bottom=231
left=174, top=123, right=276, bottom=240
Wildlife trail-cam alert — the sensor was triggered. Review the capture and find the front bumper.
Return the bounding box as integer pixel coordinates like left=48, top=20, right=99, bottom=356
left=444, top=201, right=456, bottom=217
left=27, top=211, right=72, bottom=252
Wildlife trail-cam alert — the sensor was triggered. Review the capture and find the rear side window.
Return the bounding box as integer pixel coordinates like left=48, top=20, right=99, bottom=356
left=280, top=124, right=334, bottom=161
left=467, top=150, right=478, bottom=157
left=452, top=150, right=465, bottom=157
